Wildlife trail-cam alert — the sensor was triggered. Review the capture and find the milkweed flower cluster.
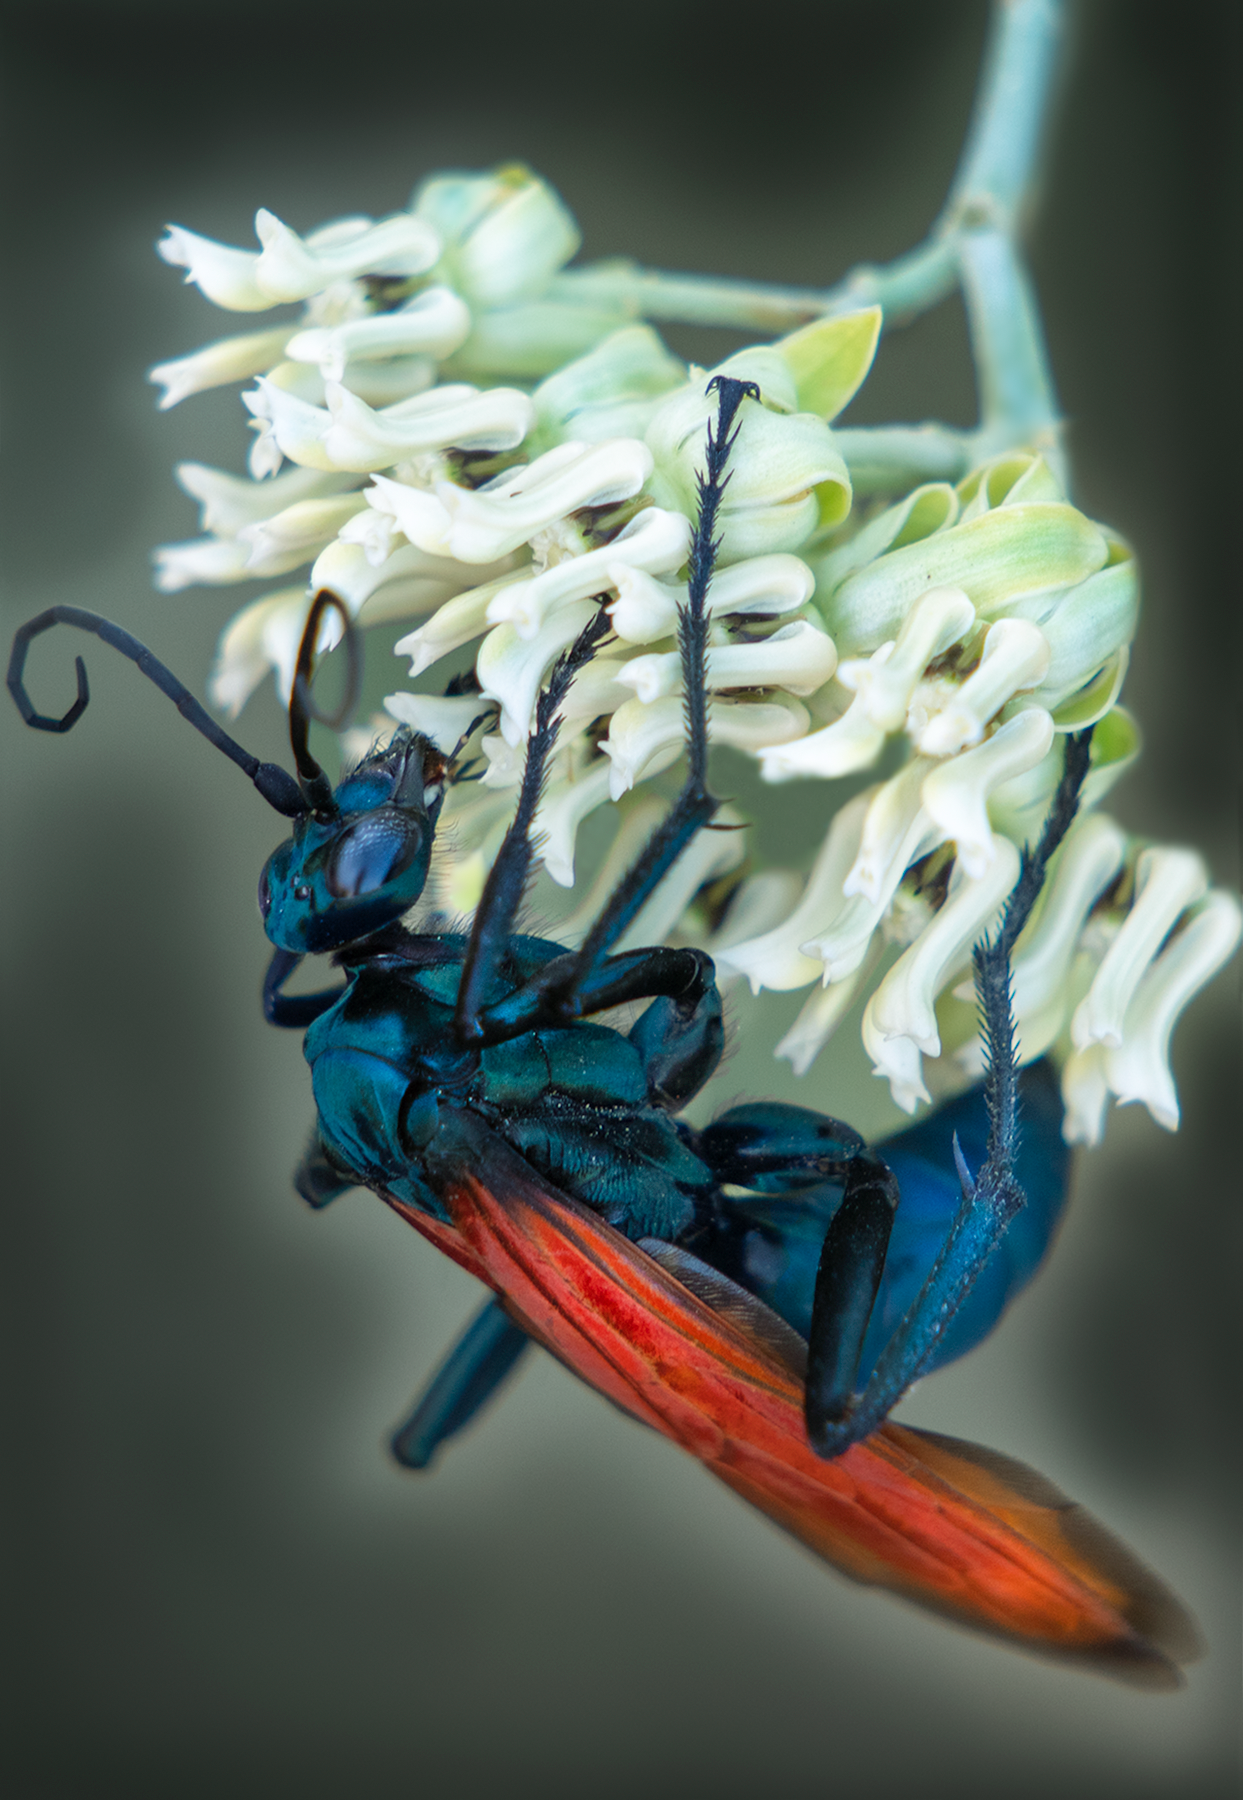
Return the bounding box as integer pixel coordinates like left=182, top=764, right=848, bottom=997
left=152, top=165, right=1239, bottom=1146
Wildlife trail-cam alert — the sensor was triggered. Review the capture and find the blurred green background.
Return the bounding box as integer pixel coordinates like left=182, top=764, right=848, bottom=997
left=1, top=2, right=1237, bottom=1795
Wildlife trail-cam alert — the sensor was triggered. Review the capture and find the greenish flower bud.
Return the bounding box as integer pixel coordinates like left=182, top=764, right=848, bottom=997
left=646, top=352, right=852, bottom=561
left=414, top=165, right=580, bottom=307
left=532, top=326, right=687, bottom=448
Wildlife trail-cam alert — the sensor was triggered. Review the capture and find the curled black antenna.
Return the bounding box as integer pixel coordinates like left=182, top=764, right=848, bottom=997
left=288, top=590, right=358, bottom=815
left=7, top=605, right=305, bottom=817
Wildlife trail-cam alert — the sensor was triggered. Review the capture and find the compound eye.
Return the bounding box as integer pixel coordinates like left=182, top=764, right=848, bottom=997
left=326, top=811, right=420, bottom=899
left=257, top=863, right=272, bottom=921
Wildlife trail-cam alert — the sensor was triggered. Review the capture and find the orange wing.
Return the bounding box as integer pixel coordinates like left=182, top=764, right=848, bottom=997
left=386, top=1110, right=1197, bottom=1686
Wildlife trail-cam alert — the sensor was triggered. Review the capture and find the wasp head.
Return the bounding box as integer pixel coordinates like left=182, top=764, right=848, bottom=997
left=258, top=728, right=448, bottom=953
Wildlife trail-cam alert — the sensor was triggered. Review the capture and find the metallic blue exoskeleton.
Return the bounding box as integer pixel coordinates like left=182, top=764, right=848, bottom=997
left=6, top=376, right=1088, bottom=1477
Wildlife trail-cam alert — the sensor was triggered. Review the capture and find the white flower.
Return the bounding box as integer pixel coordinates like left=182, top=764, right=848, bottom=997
left=154, top=536, right=254, bottom=591
left=208, top=587, right=339, bottom=714
left=608, top=552, right=815, bottom=645
left=150, top=328, right=294, bottom=409
left=309, top=537, right=498, bottom=613
left=238, top=493, right=369, bottom=577
left=174, top=462, right=357, bottom=536
left=913, top=618, right=1051, bottom=756
left=158, top=210, right=440, bottom=312
left=867, top=838, right=1021, bottom=1058
left=616, top=618, right=838, bottom=703
left=532, top=758, right=616, bottom=886
left=394, top=578, right=519, bottom=678
left=1071, top=847, right=1209, bottom=1051
left=920, top=707, right=1055, bottom=879
left=381, top=690, right=493, bottom=753
left=476, top=599, right=603, bottom=743
left=1102, top=892, right=1242, bottom=1131
left=718, top=791, right=872, bottom=993
left=285, top=287, right=472, bottom=380
left=378, top=439, right=653, bottom=563
left=245, top=378, right=532, bottom=475
left=602, top=693, right=809, bottom=799
left=775, top=960, right=876, bottom=1078
left=484, top=506, right=692, bottom=639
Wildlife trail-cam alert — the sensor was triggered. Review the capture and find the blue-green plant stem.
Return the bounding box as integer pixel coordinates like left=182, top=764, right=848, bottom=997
left=547, top=0, right=1067, bottom=472
left=958, top=226, right=1063, bottom=478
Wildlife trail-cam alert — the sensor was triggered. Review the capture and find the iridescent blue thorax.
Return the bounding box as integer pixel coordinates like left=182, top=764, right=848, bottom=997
left=301, top=928, right=714, bottom=1241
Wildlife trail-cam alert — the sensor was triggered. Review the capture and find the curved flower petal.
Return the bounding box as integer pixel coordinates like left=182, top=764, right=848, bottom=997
left=533, top=757, right=617, bottom=886
left=324, top=382, right=532, bottom=470
left=382, top=439, right=653, bottom=564
left=809, top=773, right=945, bottom=981
left=920, top=707, right=1055, bottom=878
left=837, top=585, right=976, bottom=732
left=774, top=960, right=872, bottom=1076
left=239, top=493, right=369, bottom=576
left=310, top=537, right=490, bottom=612
left=175, top=462, right=357, bottom=537
left=1061, top=1041, right=1112, bottom=1147
left=150, top=328, right=294, bottom=408
left=867, top=835, right=1021, bottom=1057
left=617, top=619, right=837, bottom=704
left=252, top=209, right=440, bottom=302
left=1105, top=891, right=1242, bottom=1129
left=207, top=586, right=344, bottom=714
left=844, top=756, right=941, bottom=906
left=285, top=287, right=472, bottom=380
left=717, top=791, right=871, bottom=993
left=157, top=225, right=275, bottom=311
left=477, top=600, right=601, bottom=743
left=153, top=535, right=253, bottom=590
left=1071, top=846, right=1209, bottom=1050
left=608, top=551, right=814, bottom=645
left=394, top=576, right=520, bottom=678
left=602, top=693, right=808, bottom=800
left=382, top=691, right=494, bottom=753
left=861, top=1008, right=932, bottom=1114
left=914, top=617, right=1051, bottom=756
left=1006, top=813, right=1128, bottom=1019
left=485, top=505, right=691, bottom=639
left=756, top=689, right=886, bottom=782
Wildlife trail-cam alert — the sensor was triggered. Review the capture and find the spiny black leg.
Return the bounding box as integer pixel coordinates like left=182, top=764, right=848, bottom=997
left=454, top=604, right=612, bottom=1044
left=968, top=725, right=1095, bottom=1197
left=390, top=1297, right=531, bottom=1470
left=553, top=377, right=759, bottom=990
left=462, top=376, right=761, bottom=1051
left=460, top=944, right=717, bottom=1048
left=806, top=727, right=1095, bottom=1455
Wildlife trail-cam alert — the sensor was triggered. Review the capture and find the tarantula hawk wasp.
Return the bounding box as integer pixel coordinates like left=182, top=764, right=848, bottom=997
left=8, top=377, right=1197, bottom=1684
